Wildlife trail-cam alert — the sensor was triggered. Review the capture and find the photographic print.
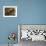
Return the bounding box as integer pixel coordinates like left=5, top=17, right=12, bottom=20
left=3, top=6, right=17, bottom=17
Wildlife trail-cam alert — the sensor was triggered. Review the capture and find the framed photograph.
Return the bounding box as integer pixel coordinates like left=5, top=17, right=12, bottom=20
left=3, top=6, right=17, bottom=17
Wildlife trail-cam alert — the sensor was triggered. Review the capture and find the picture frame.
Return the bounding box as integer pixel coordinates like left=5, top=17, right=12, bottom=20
left=3, top=6, right=17, bottom=17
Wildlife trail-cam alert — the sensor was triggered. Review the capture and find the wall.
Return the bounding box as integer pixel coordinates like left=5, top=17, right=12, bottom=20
left=0, top=0, right=46, bottom=44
